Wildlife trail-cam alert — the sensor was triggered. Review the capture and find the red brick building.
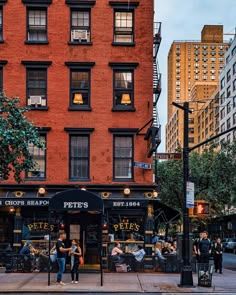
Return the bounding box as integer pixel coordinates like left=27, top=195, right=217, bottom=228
left=0, top=0, right=172, bottom=269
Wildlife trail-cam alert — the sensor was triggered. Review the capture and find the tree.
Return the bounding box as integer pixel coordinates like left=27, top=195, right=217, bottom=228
left=157, top=141, right=236, bottom=215
left=0, top=93, right=44, bottom=183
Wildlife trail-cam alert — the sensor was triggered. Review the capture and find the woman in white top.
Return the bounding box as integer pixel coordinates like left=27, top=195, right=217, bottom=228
left=111, top=242, right=124, bottom=264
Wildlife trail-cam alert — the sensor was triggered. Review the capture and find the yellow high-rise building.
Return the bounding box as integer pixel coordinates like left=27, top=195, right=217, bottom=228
left=166, top=25, right=228, bottom=152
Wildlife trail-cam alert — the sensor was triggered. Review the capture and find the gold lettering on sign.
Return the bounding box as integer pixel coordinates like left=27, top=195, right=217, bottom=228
left=113, top=222, right=140, bottom=232
left=27, top=222, right=54, bottom=232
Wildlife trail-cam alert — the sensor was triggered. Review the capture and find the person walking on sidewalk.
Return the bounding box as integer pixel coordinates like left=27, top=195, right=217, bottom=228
left=69, top=239, right=82, bottom=284
left=198, top=231, right=211, bottom=264
left=56, top=231, right=72, bottom=286
left=213, top=237, right=223, bottom=274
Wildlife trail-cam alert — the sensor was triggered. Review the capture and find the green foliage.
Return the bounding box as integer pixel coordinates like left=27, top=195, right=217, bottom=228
left=0, top=92, right=44, bottom=183
left=157, top=141, right=236, bottom=215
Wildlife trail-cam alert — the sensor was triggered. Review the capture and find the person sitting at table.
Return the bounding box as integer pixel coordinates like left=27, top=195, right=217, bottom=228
left=132, top=245, right=145, bottom=262
left=126, top=233, right=135, bottom=242
left=111, top=242, right=124, bottom=264
left=162, top=242, right=171, bottom=255
left=154, top=242, right=166, bottom=261
left=20, top=241, right=32, bottom=255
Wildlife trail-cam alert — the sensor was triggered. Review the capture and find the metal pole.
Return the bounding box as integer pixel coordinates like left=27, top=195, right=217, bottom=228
left=179, top=101, right=193, bottom=287
left=48, top=211, right=51, bottom=286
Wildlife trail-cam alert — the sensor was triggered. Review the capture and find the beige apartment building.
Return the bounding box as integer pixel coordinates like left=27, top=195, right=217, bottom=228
left=166, top=25, right=228, bottom=152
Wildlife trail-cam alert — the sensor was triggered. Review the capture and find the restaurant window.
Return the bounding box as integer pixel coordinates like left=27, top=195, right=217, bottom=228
left=108, top=214, right=145, bottom=244
left=26, top=135, right=46, bottom=179
left=70, top=10, right=91, bottom=43
left=65, top=62, right=95, bottom=111
left=69, top=135, right=90, bottom=180
left=113, top=136, right=133, bottom=180
left=27, top=9, right=47, bottom=42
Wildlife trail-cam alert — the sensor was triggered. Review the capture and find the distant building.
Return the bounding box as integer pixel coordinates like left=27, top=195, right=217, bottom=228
left=166, top=25, right=228, bottom=152
left=219, top=36, right=236, bottom=144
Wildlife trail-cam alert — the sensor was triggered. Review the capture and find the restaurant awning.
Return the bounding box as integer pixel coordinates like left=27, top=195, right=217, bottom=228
left=49, top=189, right=104, bottom=212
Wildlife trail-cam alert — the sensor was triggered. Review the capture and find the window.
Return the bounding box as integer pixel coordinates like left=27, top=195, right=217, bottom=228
left=0, top=7, right=2, bottom=41
left=226, top=55, right=230, bottom=64
left=188, top=137, right=194, bottom=143
left=109, top=62, right=138, bottom=111
left=227, top=70, right=231, bottom=82
left=189, top=118, right=194, bottom=124
left=227, top=86, right=231, bottom=98
left=233, top=62, right=236, bottom=75
left=22, top=61, right=51, bottom=109
left=227, top=134, right=231, bottom=143
left=221, top=122, right=225, bottom=133
left=27, top=9, right=47, bottom=42
left=65, top=128, right=94, bottom=181
left=0, top=60, right=7, bottom=91
left=70, top=10, right=91, bottom=43
left=65, top=62, right=95, bottom=110
left=220, top=92, right=225, bottom=104
left=233, top=79, right=236, bottom=91
left=220, top=108, right=225, bottom=119
left=232, top=46, right=236, bottom=56
left=114, top=136, right=133, bottom=180
left=233, top=112, right=236, bottom=125
left=233, top=96, right=236, bottom=108
left=26, top=135, right=46, bottom=179
left=227, top=118, right=231, bottom=129
left=70, top=135, right=89, bottom=180
left=220, top=77, right=225, bottom=89
left=113, top=11, right=133, bottom=43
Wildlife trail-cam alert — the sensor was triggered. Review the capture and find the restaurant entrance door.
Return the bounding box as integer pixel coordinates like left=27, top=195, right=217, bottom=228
left=68, top=212, right=100, bottom=266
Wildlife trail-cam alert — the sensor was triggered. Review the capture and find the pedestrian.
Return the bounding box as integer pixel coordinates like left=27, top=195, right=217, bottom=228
left=198, top=231, right=211, bottom=264
left=69, top=239, right=82, bottom=284
left=151, top=232, right=159, bottom=244
left=193, top=232, right=203, bottom=262
left=213, top=237, right=223, bottom=274
left=56, top=231, right=72, bottom=286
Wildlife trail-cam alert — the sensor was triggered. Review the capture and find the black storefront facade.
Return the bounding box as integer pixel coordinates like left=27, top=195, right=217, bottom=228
left=0, top=184, right=180, bottom=276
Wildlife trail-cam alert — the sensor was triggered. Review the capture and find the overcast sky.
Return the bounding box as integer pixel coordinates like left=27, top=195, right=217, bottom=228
left=154, top=0, right=236, bottom=151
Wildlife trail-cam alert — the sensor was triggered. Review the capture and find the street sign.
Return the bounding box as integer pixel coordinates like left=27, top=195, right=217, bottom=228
left=156, top=153, right=182, bottom=160
left=186, top=181, right=195, bottom=208
left=134, top=161, right=152, bottom=170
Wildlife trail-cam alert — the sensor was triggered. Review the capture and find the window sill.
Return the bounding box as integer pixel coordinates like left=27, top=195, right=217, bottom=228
left=25, top=41, right=49, bottom=45
left=112, top=42, right=135, bottom=47
left=112, top=178, right=134, bottom=182
left=25, top=178, right=46, bottom=181
left=68, top=106, right=92, bottom=111
left=112, top=107, right=136, bottom=112
left=28, top=106, right=48, bottom=111
left=68, top=41, right=93, bottom=46
left=69, top=178, right=91, bottom=182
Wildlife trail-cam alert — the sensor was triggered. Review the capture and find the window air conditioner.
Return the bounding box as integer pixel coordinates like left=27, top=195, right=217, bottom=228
left=29, top=96, right=42, bottom=106
left=71, top=30, right=88, bottom=42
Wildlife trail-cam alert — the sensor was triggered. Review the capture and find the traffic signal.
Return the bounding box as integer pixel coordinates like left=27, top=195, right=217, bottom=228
left=194, top=201, right=210, bottom=216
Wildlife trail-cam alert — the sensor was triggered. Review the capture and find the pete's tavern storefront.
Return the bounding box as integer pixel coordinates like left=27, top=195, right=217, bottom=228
left=0, top=186, right=180, bottom=271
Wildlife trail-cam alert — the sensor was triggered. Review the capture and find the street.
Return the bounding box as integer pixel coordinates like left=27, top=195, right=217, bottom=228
left=223, top=253, right=236, bottom=271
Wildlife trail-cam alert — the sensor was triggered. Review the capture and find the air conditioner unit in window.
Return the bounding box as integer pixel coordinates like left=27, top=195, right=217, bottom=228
left=29, top=96, right=42, bottom=106
left=71, top=30, right=88, bottom=42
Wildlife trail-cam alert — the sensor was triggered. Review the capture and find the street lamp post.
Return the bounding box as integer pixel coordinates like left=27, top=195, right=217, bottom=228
left=172, top=101, right=194, bottom=287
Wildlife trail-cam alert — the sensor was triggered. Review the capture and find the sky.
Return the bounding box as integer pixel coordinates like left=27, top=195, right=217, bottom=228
left=154, top=0, right=236, bottom=152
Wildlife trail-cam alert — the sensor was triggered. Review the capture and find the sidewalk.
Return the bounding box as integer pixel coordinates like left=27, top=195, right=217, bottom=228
left=0, top=269, right=236, bottom=293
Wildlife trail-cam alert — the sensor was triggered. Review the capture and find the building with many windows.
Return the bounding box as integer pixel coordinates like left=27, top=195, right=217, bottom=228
left=0, top=0, right=174, bottom=270
left=165, top=25, right=228, bottom=152
left=219, top=35, right=236, bottom=143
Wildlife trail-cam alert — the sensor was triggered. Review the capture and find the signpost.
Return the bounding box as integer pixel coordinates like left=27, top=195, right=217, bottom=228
left=186, top=182, right=195, bottom=208
left=134, top=161, right=152, bottom=169
left=156, top=153, right=182, bottom=160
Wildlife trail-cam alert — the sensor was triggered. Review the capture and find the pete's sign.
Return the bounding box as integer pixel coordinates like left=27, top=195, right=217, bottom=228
left=63, top=202, right=88, bottom=209
left=113, top=222, right=140, bottom=232
left=27, top=222, right=54, bottom=232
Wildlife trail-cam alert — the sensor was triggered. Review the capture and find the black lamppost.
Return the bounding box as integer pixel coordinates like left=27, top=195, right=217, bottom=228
left=172, top=101, right=194, bottom=287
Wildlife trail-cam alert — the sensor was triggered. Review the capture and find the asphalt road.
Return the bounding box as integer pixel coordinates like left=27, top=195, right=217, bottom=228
left=223, top=252, right=236, bottom=271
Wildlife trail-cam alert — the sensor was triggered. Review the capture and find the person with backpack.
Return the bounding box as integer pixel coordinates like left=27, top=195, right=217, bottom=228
left=213, top=237, right=223, bottom=274
left=193, top=232, right=203, bottom=262
left=198, top=231, right=211, bottom=264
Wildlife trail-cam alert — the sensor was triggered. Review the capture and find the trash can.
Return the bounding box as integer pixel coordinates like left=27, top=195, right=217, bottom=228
left=197, top=263, right=213, bottom=287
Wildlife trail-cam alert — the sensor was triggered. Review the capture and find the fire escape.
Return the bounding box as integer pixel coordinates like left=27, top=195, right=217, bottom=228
left=153, top=22, right=162, bottom=147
